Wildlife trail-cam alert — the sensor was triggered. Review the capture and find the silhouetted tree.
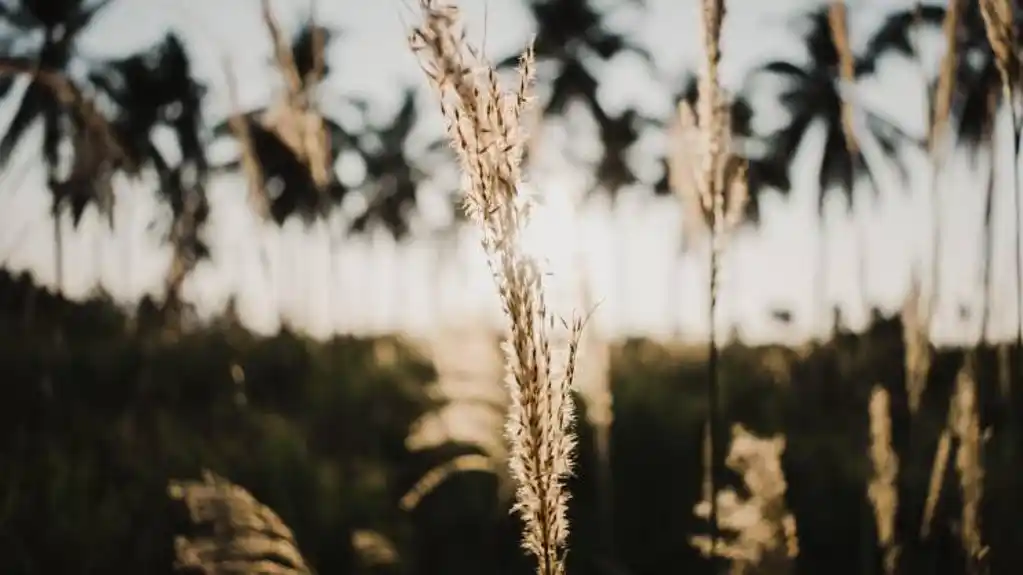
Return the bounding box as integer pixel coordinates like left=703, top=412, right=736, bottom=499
left=349, top=89, right=435, bottom=239
left=750, top=8, right=918, bottom=338
left=502, top=0, right=654, bottom=198
left=211, top=14, right=358, bottom=226
left=90, top=33, right=210, bottom=320
left=0, top=0, right=125, bottom=295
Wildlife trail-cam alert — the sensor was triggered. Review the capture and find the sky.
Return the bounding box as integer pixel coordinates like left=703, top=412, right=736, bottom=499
left=0, top=0, right=1020, bottom=347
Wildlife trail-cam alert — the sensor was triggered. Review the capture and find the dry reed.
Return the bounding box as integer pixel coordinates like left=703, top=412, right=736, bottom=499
left=668, top=0, right=749, bottom=560
left=979, top=0, right=1019, bottom=93
left=903, top=0, right=962, bottom=420
left=692, top=424, right=798, bottom=574
left=901, top=279, right=931, bottom=414
left=169, top=471, right=313, bottom=574
left=951, top=356, right=987, bottom=572
left=408, top=3, right=585, bottom=574
left=866, top=386, right=899, bottom=575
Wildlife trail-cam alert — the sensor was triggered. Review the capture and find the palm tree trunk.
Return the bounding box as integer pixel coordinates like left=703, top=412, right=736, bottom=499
left=856, top=205, right=871, bottom=321
left=980, top=153, right=995, bottom=351
left=815, top=210, right=829, bottom=341
left=164, top=186, right=203, bottom=333
left=1009, top=105, right=1021, bottom=412
left=52, top=202, right=63, bottom=298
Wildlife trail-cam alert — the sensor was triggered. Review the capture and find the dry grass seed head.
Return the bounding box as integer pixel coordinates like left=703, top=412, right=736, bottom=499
left=979, top=0, right=1020, bottom=93
left=951, top=357, right=987, bottom=565
left=867, top=386, right=899, bottom=575
left=409, top=3, right=581, bottom=573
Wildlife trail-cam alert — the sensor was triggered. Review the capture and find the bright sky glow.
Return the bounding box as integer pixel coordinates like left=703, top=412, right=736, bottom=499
left=0, top=0, right=1020, bottom=347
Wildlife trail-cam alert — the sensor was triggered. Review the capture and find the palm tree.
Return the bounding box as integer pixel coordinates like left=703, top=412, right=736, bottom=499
left=89, top=33, right=210, bottom=322
left=212, top=13, right=357, bottom=226
left=349, top=88, right=432, bottom=239
left=863, top=4, right=956, bottom=328
left=210, top=6, right=368, bottom=332
left=501, top=0, right=655, bottom=199
left=867, top=2, right=1015, bottom=354
left=863, top=5, right=1022, bottom=569
left=750, top=7, right=919, bottom=339
left=0, top=0, right=125, bottom=297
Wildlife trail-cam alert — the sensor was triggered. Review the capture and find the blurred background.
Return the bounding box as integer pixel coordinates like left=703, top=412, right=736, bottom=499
left=0, top=0, right=1020, bottom=573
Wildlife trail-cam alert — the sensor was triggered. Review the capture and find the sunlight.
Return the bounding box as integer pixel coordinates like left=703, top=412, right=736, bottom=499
left=519, top=176, right=585, bottom=317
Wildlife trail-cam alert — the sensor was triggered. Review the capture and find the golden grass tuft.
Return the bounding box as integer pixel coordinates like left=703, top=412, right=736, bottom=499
left=901, top=278, right=931, bottom=414
left=867, top=385, right=899, bottom=575
left=169, top=471, right=313, bottom=574
left=675, top=0, right=750, bottom=562
left=951, top=356, right=987, bottom=572
left=407, top=2, right=585, bottom=573
left=692, top=424, right=798, bottom=573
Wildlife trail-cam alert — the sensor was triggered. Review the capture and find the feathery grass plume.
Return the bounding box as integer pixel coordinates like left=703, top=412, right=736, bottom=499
left=403, top=321, right=510, bottom=509
left=692, top=424, right=798, bottom=574
left=168, top=471, right=313, bottom=574
left=951, top=355, right=988, bottom=572
left=668, top=92, right=748, bottom=242
left=400, top=453, right=498, bottom=511
left=408, top=3, right=585, bottom=573
left=673, top=0, right=750, bottom=560
left=901, top=278, right=931, bottom=414
left=866, top=386, right=899, bottom=575
left=979, top=0, right=1020, bottom=92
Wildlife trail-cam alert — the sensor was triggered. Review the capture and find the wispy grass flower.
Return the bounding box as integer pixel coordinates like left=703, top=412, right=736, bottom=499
left=408, top=3, right=585, bottom=574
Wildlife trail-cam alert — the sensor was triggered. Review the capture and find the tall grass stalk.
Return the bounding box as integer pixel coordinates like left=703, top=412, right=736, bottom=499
left=952, top=356, right=987, bottom=574
left=978, top=6, right=1021, bottom=569
left=687, top=0, right=748, bottom=562
left=408, top=3, right=584, bottom=574
left=828, top=1, right=875, bottom=324
left=906, top=0, right=963, bottom=417
left=979, top=0, right=1022, bottom=385
left=677, top=0, right=746, bottom=562
left=867, top=386, right=899, bottom=575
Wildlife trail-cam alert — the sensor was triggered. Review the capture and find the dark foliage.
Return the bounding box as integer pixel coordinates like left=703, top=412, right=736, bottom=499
left=0, top=270, right=1019, bottom=574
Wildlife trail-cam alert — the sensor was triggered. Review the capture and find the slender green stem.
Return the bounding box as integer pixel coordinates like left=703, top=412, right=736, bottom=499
left=708, top=213, right=721, bottom=574
left=1009, top=91, right=1022, bottom=373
